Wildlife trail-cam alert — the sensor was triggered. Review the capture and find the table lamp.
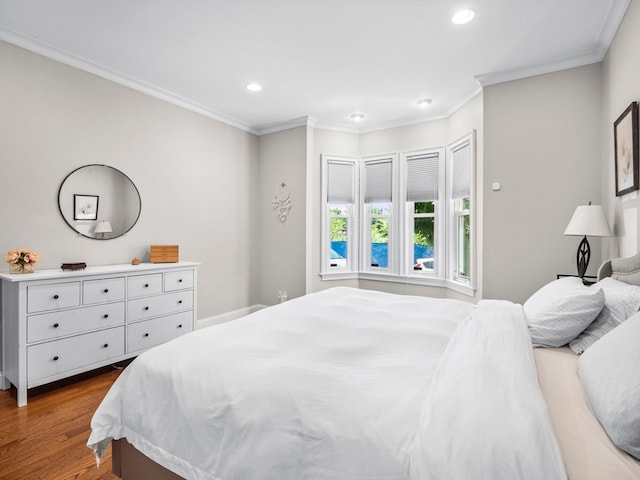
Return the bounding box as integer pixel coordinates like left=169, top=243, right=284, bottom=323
left=564, top=202, right=612, bottom=278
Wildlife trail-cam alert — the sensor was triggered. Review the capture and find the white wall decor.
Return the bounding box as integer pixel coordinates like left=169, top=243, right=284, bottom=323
left=272, top=182, right=292, bottom=224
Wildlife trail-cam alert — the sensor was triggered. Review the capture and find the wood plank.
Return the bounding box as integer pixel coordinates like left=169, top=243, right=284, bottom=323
left=0, top=365, right=128, bottom=479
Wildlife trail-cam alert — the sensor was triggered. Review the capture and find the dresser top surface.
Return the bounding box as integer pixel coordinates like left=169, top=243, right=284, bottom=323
left=0, top=261, right=199, bottom=283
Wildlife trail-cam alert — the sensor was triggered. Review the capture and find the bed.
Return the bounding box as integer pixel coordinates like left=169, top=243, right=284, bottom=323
left=88, top=254, right=640, bottom=480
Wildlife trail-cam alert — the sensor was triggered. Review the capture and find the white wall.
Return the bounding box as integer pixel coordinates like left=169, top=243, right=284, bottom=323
left=483, top=63, right=604, bottom=302
left=0, top=41, right=260, bottom=322
left=601, top=0, right=640, bottom=258
left=256, top=126, right=307, bottom=305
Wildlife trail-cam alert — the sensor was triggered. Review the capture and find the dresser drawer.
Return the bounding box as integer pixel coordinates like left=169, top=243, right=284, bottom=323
left=83, top=277, right=125, bottom=305
left=27, top=326, right=125, bottom=383
left=127, top=274, right=163, bottom=298
left=27, top=282, right=81, bottom=313
left=27, top=302, right=125, bottom=343
left=127, top=311, right=193, bottom=353
left=127, top=290, right=193, bottom=322
left=164, top=269, right=194, bottom=291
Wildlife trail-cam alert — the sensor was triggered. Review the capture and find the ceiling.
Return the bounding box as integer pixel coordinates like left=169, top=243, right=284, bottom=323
left=0, top=0, right=630, bottom=135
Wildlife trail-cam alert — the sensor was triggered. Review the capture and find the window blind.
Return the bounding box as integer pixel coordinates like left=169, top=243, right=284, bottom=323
left=406, top=152, right=439, bottom=202
left=451, top=141, right=471, bottom=199
left=327, top=160, right=355, bottom=203
left=364, top=159, right=392, bottom=203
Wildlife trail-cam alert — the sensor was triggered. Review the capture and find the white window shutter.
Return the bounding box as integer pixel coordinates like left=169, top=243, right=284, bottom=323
left=406, top=152, right=439, bottom=202
left=451, top=141, right=471, bottom=200
left=327, top=160, right=355, bottom=203
left=364, top=159, right=393, bottom=203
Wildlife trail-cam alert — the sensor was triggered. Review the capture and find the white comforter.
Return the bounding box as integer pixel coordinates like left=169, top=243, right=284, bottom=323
left=88, top=287, right=566, bottom=480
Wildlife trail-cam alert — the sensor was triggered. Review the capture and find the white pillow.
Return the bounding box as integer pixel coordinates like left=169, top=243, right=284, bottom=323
left=578, top=311, right=640, bottom=460
left=569, top=277, right=640, bottom=354
left=524, top=277, right=605, bottom=348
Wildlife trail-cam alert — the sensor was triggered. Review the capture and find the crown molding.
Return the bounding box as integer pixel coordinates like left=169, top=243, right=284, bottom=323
left=355, top=85, right=483, bottom=134
left=0, top=27, right=260, bottom=135
left=595, top=0, right=630, bottom=58
left=294, top=90, right=481, bottom=136
left=476, top=0, right=629, bottom=88
left=254, top=116, right=314, bottom=136
left=475, top=51, right=603, bottom=87
left=307, top=118, right=361, bottom=134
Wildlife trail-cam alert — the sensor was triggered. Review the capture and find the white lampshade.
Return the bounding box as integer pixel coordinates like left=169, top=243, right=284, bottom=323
left=94, top=220, right=113, bottom=234
left=564, top=205, right=612, bottom=237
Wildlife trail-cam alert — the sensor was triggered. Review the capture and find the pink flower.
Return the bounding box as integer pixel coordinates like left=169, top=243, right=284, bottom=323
left=4, top=248, right=40, bottom=265
left=26, top=251, right=41, bottom=263
left=4, top=251, right=19, bottom=264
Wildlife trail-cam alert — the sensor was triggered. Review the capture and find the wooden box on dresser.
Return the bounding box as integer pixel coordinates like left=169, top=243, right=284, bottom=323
left=0, top=261, right=198, bottom=407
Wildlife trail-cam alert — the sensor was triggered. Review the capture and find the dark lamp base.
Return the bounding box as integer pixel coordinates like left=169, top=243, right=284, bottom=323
left=576, top=236, right=591, bottom=278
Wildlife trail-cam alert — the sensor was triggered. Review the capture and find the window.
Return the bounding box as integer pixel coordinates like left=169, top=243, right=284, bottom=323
left=323, top=156, right=358, bottom=273
left=362, top=156, right=394, bottom=271
left=453, top=198, right=471, bottom=280
left=329, top=204, right=349, bottom=268
left=367, top=203, right=391, bottom=269
left=403, top=149, right=444, bottom=277
left=321, top=131, right=475, bottom=294
left=448, top=134, right=474, bottom=286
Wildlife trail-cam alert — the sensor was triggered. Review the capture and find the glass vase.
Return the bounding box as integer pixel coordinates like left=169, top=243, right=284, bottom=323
left=9, top=263, right=35, bottom=274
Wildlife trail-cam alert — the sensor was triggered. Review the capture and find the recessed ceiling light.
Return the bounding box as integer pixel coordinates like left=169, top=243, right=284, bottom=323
left=452, top=9, right=475, bottom=25
left=246, top=83, right=262, bottom=92
left=417, top=98, right=433, bottom=108
left=350, top=113, right=365, bottom=121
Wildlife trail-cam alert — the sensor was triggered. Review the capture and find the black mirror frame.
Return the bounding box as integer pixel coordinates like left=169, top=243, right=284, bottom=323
left=57, top=164, right=142, bottom=240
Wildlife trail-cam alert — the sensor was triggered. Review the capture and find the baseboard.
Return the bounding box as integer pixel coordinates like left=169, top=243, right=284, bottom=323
left=196, top=304, right=268, bottom=329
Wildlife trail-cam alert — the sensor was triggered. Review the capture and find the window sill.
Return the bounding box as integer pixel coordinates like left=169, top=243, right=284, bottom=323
left=445, top=279, right=475, bottom=297
left=320, top=271, right=475, bottom=296
left=320, top=271, right=359, bottom=281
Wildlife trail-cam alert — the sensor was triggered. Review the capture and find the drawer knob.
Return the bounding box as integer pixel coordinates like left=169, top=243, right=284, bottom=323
left=144, top=333, right=149, bottom=337
left=178, top=300, right=183, bottom=304
left=103, top=314, right=109, bottom=319
left=144, top=283, right=149, bottom=288
left=103, top=288, right=109, bottom=293
left=53, top=356, right=59, bottom=361
left=53, top=323, right=59, bottom=328
left=177, top=324, right=183, bottom=328
left=144, top=306, right=150, bottom=311
left=53, top=294, right=59, bottom=300
left=103, top=343, right=109, bottom=348
left=178, top=279, right=183, bottom=283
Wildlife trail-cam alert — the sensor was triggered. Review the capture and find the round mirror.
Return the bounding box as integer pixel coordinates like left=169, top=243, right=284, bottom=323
left=58, top=164, right=141, bottom=240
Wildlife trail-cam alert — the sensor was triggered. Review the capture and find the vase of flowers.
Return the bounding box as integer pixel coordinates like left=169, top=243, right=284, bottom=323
left=5, top=248, right=40, bottom=274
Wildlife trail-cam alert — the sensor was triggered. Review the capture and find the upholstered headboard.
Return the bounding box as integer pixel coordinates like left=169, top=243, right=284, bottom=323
left=597, top=252, right=640, bottom=286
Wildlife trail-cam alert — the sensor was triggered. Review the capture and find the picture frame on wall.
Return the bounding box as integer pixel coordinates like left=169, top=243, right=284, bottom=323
left=74, top=194, right=99, bottom=220
left=613, top=101, right=639, bottom=196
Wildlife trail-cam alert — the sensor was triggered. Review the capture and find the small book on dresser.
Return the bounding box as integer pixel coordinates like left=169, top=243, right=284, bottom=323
left=60, top=262, right=87, bottom=271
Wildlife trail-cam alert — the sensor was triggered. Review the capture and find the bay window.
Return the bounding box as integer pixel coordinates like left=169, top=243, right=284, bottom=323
left=321, top=130, right=475, bottom=294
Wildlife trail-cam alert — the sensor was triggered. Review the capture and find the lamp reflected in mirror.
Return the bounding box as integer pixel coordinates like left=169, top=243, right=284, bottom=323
left=94, top=220, right=113, bottom=239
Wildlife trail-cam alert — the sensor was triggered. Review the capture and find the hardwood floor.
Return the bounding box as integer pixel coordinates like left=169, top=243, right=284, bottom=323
left=0, top=365, right=128, bottom=479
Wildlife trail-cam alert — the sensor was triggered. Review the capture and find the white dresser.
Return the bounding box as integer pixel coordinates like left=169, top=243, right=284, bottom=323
left=0, top=261, right=198, bottom=406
